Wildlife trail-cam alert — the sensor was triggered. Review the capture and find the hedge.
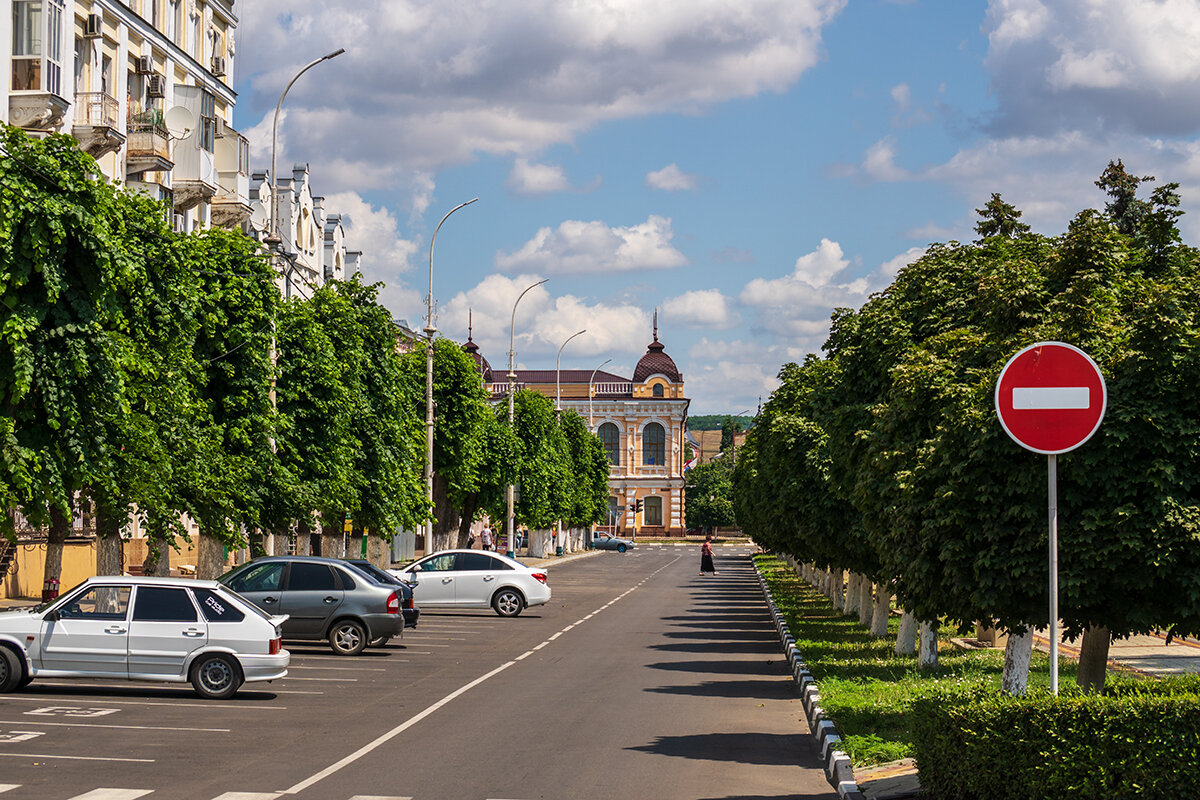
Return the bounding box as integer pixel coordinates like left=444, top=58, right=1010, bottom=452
left=911, top=680, right=1200, bottom=800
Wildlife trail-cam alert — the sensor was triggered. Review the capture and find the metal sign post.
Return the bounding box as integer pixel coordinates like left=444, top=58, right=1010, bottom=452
left=996, top=342, right=1106, bottom=695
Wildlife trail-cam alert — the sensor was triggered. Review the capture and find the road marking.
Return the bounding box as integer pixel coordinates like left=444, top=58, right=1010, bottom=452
left=281, top=677, right=357, bottom=682
left=211, top=793, right=283, bottom=800
left=286, top=666, right=385, bottom=672
left=1, top=720, right=228, bottom=732
left=0, top=787, right=15, bottom=794
left=0, top=731, right=42, bottom=743
left=348, top=795, right=413, bottom=800
left=66, top=791, right=154, bottom=800
left=1012, top=386, right=1090, bottom=409
left=3, top=696, right=286, bottom=710
left=26, top=706, right=119, bottom=717
left=0, top=753, right=153, bottom=762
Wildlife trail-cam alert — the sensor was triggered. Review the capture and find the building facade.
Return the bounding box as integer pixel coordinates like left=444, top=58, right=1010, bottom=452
left=466, top=321, right=690, bottom=535
left=4, top=0, right=249, bottom=234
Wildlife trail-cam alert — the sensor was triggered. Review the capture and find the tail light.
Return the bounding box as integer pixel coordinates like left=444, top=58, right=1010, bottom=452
left=269, top=637, right=282, bottom=655
left=387, top=591, right=400, bottom=614
left=404, top=594, right=415, bottom=610
left=532, top=572, right=548, bottom=584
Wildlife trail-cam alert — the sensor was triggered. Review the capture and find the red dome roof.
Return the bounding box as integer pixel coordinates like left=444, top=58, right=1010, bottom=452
left=463, top=338, right=493, bottom=383
left=634, top=337, right=681, bottom=383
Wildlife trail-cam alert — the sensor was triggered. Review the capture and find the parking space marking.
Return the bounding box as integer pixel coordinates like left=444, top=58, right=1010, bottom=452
left=0, top=787, right=15, bottom=794
left=65, top=790, right=153, bottom=800
left=1, top=720, right=228, bottom=732
left=2, top=696, right=286, bottom=710
left=0, top=731, right=43, bottom=743
left=0, top=753, right=153, bottom=762
left=281, top=677, right=357, bottom=682
left=211, top=793, right=283, bottom=800
left=26, top=706, right=120, bottom=717
left=347, top=796, right=413, bottom=800
left=286, top=666, right=385, bottom=672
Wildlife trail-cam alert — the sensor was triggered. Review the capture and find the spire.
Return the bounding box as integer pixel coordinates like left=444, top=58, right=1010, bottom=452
left=468, top=308, right=473, bottom=342
left=653, top=308, right=659, bottom=343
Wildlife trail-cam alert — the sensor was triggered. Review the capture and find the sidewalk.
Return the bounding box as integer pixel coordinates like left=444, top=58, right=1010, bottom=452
left=1032, top=629, right=1200, bottom=677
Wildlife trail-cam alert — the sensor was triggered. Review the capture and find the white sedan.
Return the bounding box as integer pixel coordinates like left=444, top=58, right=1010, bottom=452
left=390, top=550, right=551, bottom=617
left=0, top=576, right=289, bottom=699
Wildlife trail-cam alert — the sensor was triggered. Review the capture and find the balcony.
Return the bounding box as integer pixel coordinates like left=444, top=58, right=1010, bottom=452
left=125, top=110, right=173, bottom=175
left=9, top=91, right=70, bottom=133
left=211, top=125, right=251, bottom=228
left=71, top=92, right=125, bottom=158
left=593, top=382, right=633, bottom=397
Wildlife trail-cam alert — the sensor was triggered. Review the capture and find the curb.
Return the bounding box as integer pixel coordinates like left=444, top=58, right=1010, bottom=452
left=752, top=555, right=867, bottom=800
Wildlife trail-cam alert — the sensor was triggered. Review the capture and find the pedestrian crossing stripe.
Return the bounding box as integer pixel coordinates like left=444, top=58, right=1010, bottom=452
left=0, top=791, right=412, bottom=800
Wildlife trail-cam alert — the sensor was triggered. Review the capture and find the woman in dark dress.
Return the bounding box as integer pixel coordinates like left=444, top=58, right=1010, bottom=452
left=700, top=534, right=716, bottom=575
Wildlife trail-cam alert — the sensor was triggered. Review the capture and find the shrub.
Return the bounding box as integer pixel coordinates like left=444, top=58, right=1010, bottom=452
left=911, top=683, right=1200, bottom=799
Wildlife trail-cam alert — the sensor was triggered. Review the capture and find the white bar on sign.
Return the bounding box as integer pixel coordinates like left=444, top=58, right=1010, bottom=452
left=1012, top=386, right=1089, bottom=410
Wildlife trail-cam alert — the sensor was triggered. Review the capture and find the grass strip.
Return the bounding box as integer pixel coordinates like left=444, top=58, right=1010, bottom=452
left=755, top=553, right=1079, bottom=765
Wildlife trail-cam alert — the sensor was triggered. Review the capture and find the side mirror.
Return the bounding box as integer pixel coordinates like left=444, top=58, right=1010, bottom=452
left=44, top=610, right=59, bottom=622
left=411, top=564, right=423, bottom=572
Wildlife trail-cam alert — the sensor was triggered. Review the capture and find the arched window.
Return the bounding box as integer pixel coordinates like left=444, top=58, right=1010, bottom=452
left=599, top=423, right=620, bottom=465
left=643, top=422, right=665, bottom=466
left=652, top=384, right=664, bottom=397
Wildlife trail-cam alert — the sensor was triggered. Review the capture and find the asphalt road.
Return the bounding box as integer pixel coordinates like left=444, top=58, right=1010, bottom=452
left=0, top=546, right=838, bottom=800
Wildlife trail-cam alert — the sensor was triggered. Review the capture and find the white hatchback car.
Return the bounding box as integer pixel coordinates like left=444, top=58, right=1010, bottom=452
left=0, top=576, right=289, bottom=699
left=390, top=550, right=551, bottom=617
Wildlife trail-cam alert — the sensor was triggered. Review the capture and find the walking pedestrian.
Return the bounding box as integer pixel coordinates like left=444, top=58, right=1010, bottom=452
left=700, top=534, right=717, bottom=575
left=481, top=525, right=493, bottom=551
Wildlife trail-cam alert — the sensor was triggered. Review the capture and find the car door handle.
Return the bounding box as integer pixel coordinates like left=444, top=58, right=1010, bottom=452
left=483, top=575, right=495, bottom=581
left=182, top=629, right=204, bottom=637
left=104, top=626, right=127, bottom=634
left=262, top=596, right=278, bottom=604
left=324, top=596, right=338, bottom=603
left=442, top=578, right=453, bottom=584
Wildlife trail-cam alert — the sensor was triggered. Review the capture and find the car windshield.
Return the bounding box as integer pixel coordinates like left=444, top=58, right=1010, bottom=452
left=212, top=584, right=275, bottom=621
left=344, top=560, right=394, bottom=584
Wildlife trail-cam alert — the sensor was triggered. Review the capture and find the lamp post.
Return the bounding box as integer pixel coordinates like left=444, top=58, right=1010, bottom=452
left=588, top=358, right=612, bottom=429
left=555, top=329, right=587, bottom=411
left=267, top=48, right=345, bottom=261
left=423, top=198, right=478, bottom=555
left=506, top=278, right=548, bottom=558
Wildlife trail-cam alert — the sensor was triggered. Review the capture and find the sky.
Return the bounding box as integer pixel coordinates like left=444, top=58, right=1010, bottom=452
left=232, top=0, right=1200, bottom=415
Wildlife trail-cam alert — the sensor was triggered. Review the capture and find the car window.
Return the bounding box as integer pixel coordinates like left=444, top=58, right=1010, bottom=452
left=286, top=563, right=339, bottom=591
left=59, top=585, right=131, bottom=620
left=418, top=554, right=456, bottom=572
left=133, top=586, right=198, bottom=622
left=226, top=562, right=283, bottom=593
left=334, top=568, right=356, bottom=590
left=348, top=562, right=392, bottom=584
left=456, top=553, right=512, bottom=571
left=193, top=588, right=246, bottom=623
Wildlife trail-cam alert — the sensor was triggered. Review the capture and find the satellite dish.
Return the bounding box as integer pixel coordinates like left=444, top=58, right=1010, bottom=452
left=248, top=202, right=268, bottom=231
left=163, top=106, right=196, bottom=140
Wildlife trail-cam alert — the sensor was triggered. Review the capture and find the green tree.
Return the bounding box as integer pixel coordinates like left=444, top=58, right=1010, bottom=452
left=974, top=192, right=1032, bottom=240
left=719, top=415, right=741, bottom=453
left=686, top=457, right=736, bottom=530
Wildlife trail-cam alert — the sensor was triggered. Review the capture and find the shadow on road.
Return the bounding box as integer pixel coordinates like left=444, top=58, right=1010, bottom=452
left=629, top=732, right=807, bottom=765
left=647, top=679, right=791, bottom=699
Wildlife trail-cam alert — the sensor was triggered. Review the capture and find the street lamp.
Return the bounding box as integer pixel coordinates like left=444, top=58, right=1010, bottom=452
left=555, top=329, right=587, bottom=411
left=506, top=278, right=548, bottom=558
left=423, top=198, right=478, bottom=554
left=588, top=358, right=612, bottom=429
left=268, top=48, right=345, bottom=258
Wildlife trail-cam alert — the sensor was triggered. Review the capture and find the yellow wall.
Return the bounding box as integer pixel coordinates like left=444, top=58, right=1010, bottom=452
left=3, top=540, right=97, bottom=600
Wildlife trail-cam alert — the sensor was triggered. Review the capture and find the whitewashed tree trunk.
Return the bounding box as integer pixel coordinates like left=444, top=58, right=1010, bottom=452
left=918, top=620, right=939, bottom=669
left=529, top=530, right=545, bottom=558
left=845, top=573, right=861, bottom=615
left=895, top=610, right=918, bottom=655
left=858, top=580, right=874, bottom=626
left=830, top=568, right=845, bottom=611
left=870, top=586, right=891, bottom=636
left=1001, top=629, right=1033, bottom=695
left=196, top=529, right=226, bottom=580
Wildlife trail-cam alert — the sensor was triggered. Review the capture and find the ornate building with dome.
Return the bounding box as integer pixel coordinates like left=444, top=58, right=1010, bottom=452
left=464, top=315, right=690, bottom=536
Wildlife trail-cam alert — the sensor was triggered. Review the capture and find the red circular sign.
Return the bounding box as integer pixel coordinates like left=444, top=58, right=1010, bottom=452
left=995, top=342, right=1106, bottom=454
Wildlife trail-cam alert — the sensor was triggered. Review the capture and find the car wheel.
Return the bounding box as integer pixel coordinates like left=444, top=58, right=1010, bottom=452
left=329, top=619, right=368, bottom=656
left=492, top=588, right=525, bottom=617
left=0, top=647, right=23, bottom=692
left=190, top=654, right=243, bottom=700
left=370, top=636, right=391, bottom=648
left=617, top=543, right=627, bottom=553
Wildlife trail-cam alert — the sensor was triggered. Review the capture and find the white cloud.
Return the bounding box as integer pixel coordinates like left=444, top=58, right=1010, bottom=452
left=236, top=0, right=848, bottom=192
left=685, top=338, right=786, bottom=414
left=862, top=137, right=911, bottom=181
left=662, top=289, right=740, bottom=329
left=508, top=159, right=571, bottom=195
left=495, top=215, right=688, bottom=274
left=891, top=83, right=912, bottom=111
left=646, top=163, right=699, bottom=191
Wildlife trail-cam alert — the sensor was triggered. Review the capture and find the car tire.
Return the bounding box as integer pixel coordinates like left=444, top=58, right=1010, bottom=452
left=370, top=636, right=391, bottom=648
left=329, top=619, right=368, bottom=656
left=190, top=653, right=243, bottom=700
left=0, top=647, right=23, bottom=692
left=617, top=543, right=627, bottom=553
left=492, top=588, right=524, bottom=618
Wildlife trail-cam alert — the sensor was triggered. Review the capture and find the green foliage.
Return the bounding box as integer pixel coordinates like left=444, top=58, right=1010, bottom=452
left=687, top=414, right=753, bottom=431
left=974, top=192, right=1032, bottom=240
left=911, top=682, right=1200, bottom=799
left=559, top=409, right=609, bottom=527
left=685, top=456, right=736, bottom=529
left=719, top=415, right=741, bottom=452
left=507, top=390, right=570, bottom=529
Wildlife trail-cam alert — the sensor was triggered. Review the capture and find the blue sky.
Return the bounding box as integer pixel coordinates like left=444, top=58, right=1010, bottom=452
left=233, top=1, right=1200, bottom=414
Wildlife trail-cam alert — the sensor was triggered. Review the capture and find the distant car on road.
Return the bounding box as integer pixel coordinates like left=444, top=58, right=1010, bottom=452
left=0, top=576, right=289, bottom=699
left=390, top=550, right=550, bottom=617
left=590, top=533, right=635, bottom=553
left=343, top=559, right=420, bottom=630
left=219, top=556, right=406, bottom=655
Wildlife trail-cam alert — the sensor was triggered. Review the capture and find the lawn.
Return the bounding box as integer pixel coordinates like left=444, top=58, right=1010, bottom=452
left=755, top=554, right=1078, bottom=765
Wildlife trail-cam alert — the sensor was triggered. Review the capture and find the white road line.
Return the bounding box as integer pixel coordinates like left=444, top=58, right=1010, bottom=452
left=0, top=720, right=229, bottom=732
left=0, top=753, right=154, bottom=763
left=348, top=795, right=413, bottom=800
left=0, top=787, right=15, bottom=795
left=66, top=791, right=154, bottom=800
left=1, top=697, right=286, bottom=710
left=286, top=666, right=385, bottom=672
left=281, top=677, right=357, bottom=682
left=211, top=793, right=282, bottom=800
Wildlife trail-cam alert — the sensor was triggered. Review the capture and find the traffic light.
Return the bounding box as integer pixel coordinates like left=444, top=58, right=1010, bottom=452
left=635, top=499, right=643, bottom=514
left=629, top=502, right=636, bottom=512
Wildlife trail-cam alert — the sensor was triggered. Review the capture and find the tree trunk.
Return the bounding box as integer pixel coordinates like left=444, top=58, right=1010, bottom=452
left=196, top=527, right=227, bottom=580
left=94, top=505, right=124, bottom=576
left=457, top=493, right=480, bottom=549
left=829, top=568, right=845, bottom=611
left=529, top=529, right=545, bottom=558
left=366, top=530, right=388, bottom=568
left=870, top=585, right=891, bottom=637
left=269, top=530, right=291, bottom=558
left=348, top=522, right=365, bottom=561
left=141, top=515, right=174, bottom=577
left=1001, top=629, right=1034, bottom=696
left=895, top=610, right=918, bottom=655
left=44, top=504, right=71, bottom=587
left=858, top=580, right=874, bottom=627
left=918, top=620, right=939, bottom=669
left=431, top=474, right=462, bottom=553
left=1076, top=625, right=1111, bottom=693
left=845, top=573, right=861, bottom=616
left=321, top=515, right=345, bottom=560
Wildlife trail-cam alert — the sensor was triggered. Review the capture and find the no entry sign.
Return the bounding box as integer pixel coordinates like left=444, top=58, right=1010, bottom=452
left=995, top=342, right=1106, bottom=455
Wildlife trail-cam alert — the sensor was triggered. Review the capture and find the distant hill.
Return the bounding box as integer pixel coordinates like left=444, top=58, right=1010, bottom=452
left=687, top=414, right=754, bottom=431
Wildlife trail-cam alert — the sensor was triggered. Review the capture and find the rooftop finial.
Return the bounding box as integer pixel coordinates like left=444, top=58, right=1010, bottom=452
left=653, top=308, right=659, bottom=342
left=468, top=308, right=473, bottom=342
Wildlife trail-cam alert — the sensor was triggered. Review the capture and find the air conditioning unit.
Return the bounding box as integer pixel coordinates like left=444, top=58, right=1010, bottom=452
left=147, top=74, right=167, bottom=98
left=135, top=55, right=153, bottom=75
left=210, top=56, right=226, bottom=77
left=84, top=13, right=102, bottom=38
left=172, top=214, right=186, bottom=233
